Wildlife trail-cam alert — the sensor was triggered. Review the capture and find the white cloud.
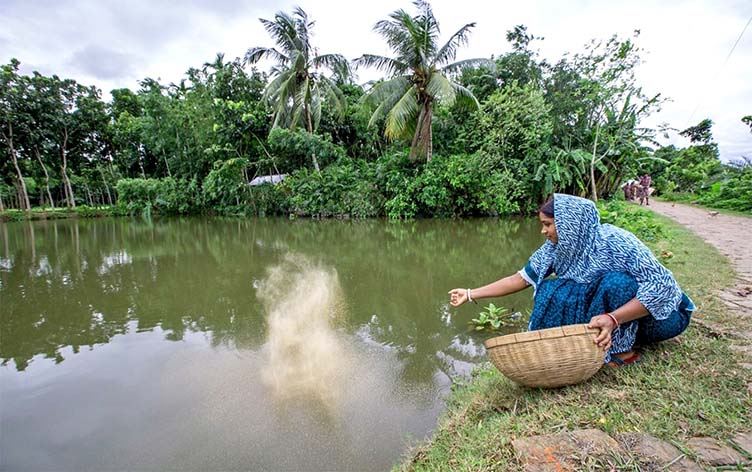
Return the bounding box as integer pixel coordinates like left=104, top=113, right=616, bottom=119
left=1, top=0, right=750, bottom=160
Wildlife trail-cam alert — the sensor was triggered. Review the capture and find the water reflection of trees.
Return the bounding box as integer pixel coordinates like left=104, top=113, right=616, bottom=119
left=0, top=217, right=542, bottom=383
left=0, top=218, right=271, bottom=370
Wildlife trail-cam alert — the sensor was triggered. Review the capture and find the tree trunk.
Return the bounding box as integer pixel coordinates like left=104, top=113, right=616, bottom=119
left=11, top=151, right=30, bottom=210
left=60, top=128, right=76, bottom=208
left=409, top=101, right=433, bottom=162
left=0, top=193, right=5, bottom=212
left=99, top=167, right=113, bottom=206
left=84, top=183, right=94, bottom=206
left=305, top=103, right=313, bottom=134
left=304, top=103, right=321, bottom=173
left=35, top=148, right=55, bottom=209
left=2, top=124, right=31, bottom=211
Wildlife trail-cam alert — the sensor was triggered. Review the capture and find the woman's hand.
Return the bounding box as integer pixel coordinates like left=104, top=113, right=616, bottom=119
left=587, top=314, right=616, bottom=350
left=448, top=288, right=468, bottom=307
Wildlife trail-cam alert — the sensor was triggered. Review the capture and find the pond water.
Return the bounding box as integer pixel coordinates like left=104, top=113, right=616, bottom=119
left=0, top=216, right=542, bottom=471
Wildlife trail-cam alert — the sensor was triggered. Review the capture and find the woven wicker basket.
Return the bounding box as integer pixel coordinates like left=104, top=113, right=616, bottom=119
left=484, top=324, right=604, bottom=388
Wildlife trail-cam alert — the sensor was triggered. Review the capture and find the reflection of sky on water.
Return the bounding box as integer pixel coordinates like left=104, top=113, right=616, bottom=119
left=0, top=256, right=12, bottom=270
left=98, top=250, right=132, bottom=275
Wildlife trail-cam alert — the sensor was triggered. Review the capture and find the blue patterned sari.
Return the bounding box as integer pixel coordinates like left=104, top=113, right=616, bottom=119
left=517, top=195, right=695, bottom=362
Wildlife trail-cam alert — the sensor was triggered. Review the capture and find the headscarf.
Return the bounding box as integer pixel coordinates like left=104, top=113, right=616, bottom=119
left=525, top=194, right=682, bottom=320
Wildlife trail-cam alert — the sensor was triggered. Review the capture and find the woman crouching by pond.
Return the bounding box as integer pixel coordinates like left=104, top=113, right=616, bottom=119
left=449, top=194, right=695, bottom=367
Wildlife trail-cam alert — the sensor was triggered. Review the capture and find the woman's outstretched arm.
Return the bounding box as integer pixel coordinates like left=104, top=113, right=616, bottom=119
left=448, top=273, right=531, bottom=307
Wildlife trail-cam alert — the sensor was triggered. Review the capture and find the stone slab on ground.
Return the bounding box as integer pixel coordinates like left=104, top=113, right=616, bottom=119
left=732, top=432, right=752, bottom=457
left=512, top=429, right=625, bottom=471
left=617, top=432, right=702, bottom=471
left=718, top=290, right=752, bottom=311
left=730, top=344, right=752, bottom=357
left=686, top=436, right=748, bottom=466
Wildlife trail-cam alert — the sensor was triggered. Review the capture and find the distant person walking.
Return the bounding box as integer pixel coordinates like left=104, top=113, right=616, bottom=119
left=638, top=174, right=652, bottom=206
left=621, top=179, right=638, bottom=201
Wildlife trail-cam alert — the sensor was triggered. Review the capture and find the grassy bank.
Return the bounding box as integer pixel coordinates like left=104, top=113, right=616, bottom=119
left=397, top=206, right=752, bottom=470
left=0, top=205, right=115, bottom=222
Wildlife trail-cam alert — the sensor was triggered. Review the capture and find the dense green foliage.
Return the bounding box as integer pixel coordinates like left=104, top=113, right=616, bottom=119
left=645, top=119, right=751, bottom=212
left=2, top=5, right=748, bottom=217
left=597, top=199, right=665, bottom=242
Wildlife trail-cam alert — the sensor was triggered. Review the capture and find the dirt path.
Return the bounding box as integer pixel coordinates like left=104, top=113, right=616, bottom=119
left=647, top=200, right=752, bottom=282
left=647, top=200, right=752, bottom=366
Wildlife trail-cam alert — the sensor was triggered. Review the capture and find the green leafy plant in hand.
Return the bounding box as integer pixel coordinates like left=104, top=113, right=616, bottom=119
left=470, top=303, right=522, bottom=332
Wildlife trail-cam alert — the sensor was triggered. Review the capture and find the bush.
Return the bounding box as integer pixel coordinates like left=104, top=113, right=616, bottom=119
left=267, top=128, right=348, bottom=173
left=379, top=153, right=523, bottom=219
left=74, top=205, right=112, bottom=218
left=285, top=160, right=384, bottom=218
left=697, top=164, right=752, bottom=213
left=247, top=182, right=289, bottom=216
left=598, top=200, right=665, bottom=242
left=115, top=177, right=200, bottom=216
left=203, top=158, right=250, bottom=211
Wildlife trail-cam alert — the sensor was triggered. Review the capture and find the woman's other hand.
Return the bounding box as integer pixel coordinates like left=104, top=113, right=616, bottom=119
left=587, top=314, right=615, bottom=350
left=448, top=288, right=468, bottom=307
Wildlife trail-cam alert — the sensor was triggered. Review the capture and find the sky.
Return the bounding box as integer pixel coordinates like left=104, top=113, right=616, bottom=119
left=1, top=0, right=751, bottom=162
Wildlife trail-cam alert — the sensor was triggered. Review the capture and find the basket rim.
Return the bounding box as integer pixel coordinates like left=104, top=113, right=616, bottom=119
left=484, top=323, right=599, bottom=349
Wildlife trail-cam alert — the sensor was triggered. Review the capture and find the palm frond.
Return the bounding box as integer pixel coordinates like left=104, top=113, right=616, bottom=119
left=263, top=72, right=287, bottom=103
left=290, top=77, right=309, bottom=130
left=317, top=76, right=346, bottom=118
left=292, top=7, right=313, bottom=59
left=425, top=73, right=456, bottom=105
left=433, top=23, right=476, bottom=67
left=366, top=79, right=412, bottom=128
left=450, top=82, right=480, bottom=111
left=353, top=54, right=409, bottom=76
left=313, top=53, right=350, bottom=74
left=244, top=47, right=288, bottom=66
left=384, top=87, right=419, bottom=140
left=269, top=71, right=299, bottom=127
left=375, top=11, right=414, bottom=54
left=413, top=0, right=439, bottom=59
left=361, top=76, right=411, bottom=108
left=310, top=88, right=322, bottom=131
left=260, top=15, right=298, bottom=55
left=440, top=58, right=494, bottom=76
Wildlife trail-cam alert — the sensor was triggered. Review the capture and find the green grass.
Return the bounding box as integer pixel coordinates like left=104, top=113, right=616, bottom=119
left=0, top=205, right=115, bottom=222
left=656, top=195, right=752, bottom=218
left=395, top=207, right=752, bottom=471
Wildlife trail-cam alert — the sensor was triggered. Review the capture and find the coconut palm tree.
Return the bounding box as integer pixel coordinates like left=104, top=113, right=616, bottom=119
left=355, top=0, right=489, bottom=162
left=244, top=7, right=350, bottom=134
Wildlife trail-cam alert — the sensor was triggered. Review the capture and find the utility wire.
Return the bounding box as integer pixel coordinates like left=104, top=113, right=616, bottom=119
left=685, top=14, right=752, bottom=127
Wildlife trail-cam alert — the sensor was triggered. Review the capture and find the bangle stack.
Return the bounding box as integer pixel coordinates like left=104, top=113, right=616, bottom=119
left=603, top=312, right=619, bottom=329
left=466, top=288, right=478, bottom=304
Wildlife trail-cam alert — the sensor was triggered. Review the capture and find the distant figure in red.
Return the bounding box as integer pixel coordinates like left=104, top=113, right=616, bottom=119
left=638, top=174, right=652, bottom=206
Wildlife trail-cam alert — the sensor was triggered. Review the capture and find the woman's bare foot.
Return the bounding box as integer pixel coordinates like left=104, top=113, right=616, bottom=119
left=606, top=350, right=642, bottom=368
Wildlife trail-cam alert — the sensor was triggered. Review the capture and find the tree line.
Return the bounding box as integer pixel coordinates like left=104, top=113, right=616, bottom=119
left=2, top=1, right=749, bottom=217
